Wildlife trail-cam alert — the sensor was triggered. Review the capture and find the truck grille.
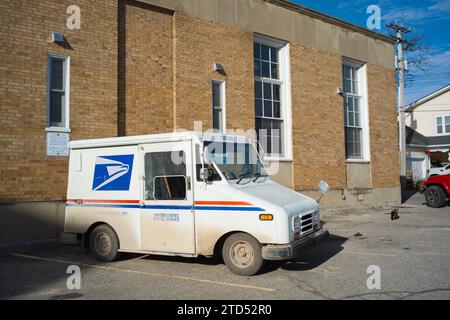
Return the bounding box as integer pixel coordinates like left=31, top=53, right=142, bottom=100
left=301, top=213, right=313, bottom=234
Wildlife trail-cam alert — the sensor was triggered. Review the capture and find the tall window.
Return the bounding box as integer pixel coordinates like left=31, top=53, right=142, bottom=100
left=342, top=59, right=368, bottom=160
left=436, top=116, right=450, bottom=134
left=254, top=35, right=290, bottom=158
left=47, top=55, right=69, bottom=129
left=212, top=80, right=225, bottom=132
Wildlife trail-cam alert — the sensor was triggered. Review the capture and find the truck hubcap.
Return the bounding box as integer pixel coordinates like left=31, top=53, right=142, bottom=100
left=95, top=232, right=111, bottom=255
left=230, top=241, right=254, bottom=268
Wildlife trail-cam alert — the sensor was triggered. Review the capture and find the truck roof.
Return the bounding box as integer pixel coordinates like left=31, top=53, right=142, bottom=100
left=69, top=131, right=253, bottom=149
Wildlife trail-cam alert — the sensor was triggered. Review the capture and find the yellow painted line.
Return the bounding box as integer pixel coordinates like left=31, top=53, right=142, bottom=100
left=308, top=269, right=342, bottom=276
left=342, top=250, right=397, bottom=257
left=11, top=253, right=275, bottom=293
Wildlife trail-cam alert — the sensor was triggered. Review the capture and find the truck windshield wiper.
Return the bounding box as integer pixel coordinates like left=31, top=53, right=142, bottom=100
left=236, top=172, right=253, bottom=184
left=253, top=172, right=268, bottom=182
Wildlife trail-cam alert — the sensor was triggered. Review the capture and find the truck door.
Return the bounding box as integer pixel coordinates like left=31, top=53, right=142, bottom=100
left=139, top=141, right=195, bottom=254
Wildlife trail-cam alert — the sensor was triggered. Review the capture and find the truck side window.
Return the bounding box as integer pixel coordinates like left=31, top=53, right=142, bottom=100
left=154, top=176, right=186, bottom=200
left=144, top=151, right=186, bottom=200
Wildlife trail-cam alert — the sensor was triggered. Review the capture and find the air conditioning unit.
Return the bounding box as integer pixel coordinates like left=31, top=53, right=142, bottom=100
left=51, top=32, right=65, bottom=43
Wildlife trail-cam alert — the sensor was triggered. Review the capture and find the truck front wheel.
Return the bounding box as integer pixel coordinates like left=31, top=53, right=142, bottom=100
left=425, top=185, right=447, bottom=208
left=89, top=224, right=120, bottom=262
left=222, top=233, right=264, bottom=276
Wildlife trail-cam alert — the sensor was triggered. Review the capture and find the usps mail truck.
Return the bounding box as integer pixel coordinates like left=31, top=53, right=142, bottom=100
left=65, top=132, right=329, bottom=275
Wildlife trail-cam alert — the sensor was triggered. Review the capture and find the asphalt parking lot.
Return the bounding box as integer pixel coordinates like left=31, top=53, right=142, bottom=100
left=1, top=191, right=449, bottom=300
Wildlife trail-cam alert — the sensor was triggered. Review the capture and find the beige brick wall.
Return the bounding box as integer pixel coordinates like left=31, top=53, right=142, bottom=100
left=368, top=64, right=400, bottom=188
left=291, top=45, right=347, bottom=190
left=0, top=0, right=118, bottom=201
left=291, top=45, right=399, bottom=191
left=173, top=13, right=254, bottom=132
left=125, top=3, right=174, bottom=135
left=0, top=2, right=399, bottom=203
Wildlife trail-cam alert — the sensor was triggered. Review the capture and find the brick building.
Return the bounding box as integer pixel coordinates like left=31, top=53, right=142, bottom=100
left=0, top=0, right=400, bottom=243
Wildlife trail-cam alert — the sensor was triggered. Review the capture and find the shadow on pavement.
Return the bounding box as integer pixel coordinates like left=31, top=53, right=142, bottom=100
left=125, top=234, right=348, bottom=275
left=402, top=189, right=418, bottom=203
left=0, top=231, right=347, bottom=299
left=0, top=245, right=100, bottom=300
left=266, top=234, right=347, bottom=273
left=139, top=253, right=223, bottom=266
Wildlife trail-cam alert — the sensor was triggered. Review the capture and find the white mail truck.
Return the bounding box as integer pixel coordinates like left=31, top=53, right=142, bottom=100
left=64, top=132, right=329, bottom=275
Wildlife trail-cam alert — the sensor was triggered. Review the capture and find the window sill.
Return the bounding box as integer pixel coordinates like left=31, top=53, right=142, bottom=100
left=346, top=159, right=370, bottom=164
left=45, top=127, right=71, bottom=133
left=263, top=156, right=293, bottom=162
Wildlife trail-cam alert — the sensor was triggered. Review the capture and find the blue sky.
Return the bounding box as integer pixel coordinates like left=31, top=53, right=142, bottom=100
left=292, top=0, right=450, bottom=104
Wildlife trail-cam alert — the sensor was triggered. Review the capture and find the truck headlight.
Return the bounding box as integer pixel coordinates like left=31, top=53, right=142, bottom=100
left=292, top=216, right=300, bottom=231
left=313, top=209, right=320, bottom=224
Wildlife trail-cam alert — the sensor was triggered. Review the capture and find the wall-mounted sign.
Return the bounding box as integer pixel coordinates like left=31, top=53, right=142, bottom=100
left=46, top=132, right=70, bottom=156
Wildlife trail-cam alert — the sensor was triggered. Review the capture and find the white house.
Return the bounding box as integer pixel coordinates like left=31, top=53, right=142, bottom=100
left=405, top=84, right=450, bottom=183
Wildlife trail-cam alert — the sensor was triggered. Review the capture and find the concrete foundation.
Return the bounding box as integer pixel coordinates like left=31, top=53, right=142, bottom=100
left=0, top=201, right=65, bottom=244
left=301, top=186, right=401, bottom=211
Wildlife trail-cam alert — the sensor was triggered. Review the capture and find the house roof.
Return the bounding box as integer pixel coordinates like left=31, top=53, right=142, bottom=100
left=405, top=84, right=450, bottom=111
left=428, top=135, right=450, bottom=147
left=406, top=126, right=428, bottom=147
left=406, top=126, right=450, bottom=147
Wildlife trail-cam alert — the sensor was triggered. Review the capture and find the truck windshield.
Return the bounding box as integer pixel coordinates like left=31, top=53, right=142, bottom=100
left=204, top=141, right=267, bottom=181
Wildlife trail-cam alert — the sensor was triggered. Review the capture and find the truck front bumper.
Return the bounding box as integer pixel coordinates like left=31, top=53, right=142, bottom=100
left=261, top=228, right=329, bottom=260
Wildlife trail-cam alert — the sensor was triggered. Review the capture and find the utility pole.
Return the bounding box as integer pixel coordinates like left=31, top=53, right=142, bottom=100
left=387, top=23, right=411, bottom=190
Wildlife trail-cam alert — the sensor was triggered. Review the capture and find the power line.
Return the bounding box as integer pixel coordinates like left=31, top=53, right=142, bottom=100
left=411, top=73, right=450, bottom=78
left=410, top=72, right=450, bottom=77
left=405, top=109, right=450, bottom=112
left=410, top=78, right=450, bottom=82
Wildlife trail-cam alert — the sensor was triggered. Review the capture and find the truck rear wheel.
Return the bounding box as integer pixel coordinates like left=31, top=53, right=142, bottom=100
left=425, top=185, right=447, bottom=208
left=89, top=224, right=120, bottom=262
left=222, top=233, right=264, bottom=276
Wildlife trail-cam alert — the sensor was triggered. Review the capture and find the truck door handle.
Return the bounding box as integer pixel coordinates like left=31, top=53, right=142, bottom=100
left=187, top=176, right=191, bottom=190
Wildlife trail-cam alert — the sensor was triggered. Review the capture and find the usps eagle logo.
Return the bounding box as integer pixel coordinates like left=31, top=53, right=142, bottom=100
left=92, top=155, right=134, bottom=191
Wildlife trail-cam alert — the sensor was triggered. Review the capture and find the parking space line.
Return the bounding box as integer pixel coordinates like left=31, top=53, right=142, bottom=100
left=11, top=253, right=275, bottom=292
left=342, top=250, right=397, bottom=257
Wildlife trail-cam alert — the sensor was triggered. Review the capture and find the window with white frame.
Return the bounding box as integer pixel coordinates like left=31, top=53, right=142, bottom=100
left=253, top=34, right=291, bottom=158
left=47, top=54, right=70, bottom=129
left=342, top=59, right=369, bottom=160
left=212, top=80, right=225, bottom=133
left=436, top=116, right=450, bottom=134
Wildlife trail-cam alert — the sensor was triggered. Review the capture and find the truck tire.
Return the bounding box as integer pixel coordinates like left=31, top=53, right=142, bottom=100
left=425, top=185, right=447, bottom=208
left=222, top=233, right=264, bottom=276
left=89, top=224, right=120, bottom=262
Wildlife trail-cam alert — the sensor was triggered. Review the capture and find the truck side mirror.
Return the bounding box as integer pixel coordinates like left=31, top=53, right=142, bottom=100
left=318, top=180, right=330, bottom=194
left=200, top=146, right=212, bottom=182
left=199, top=168, right=210, bottom=182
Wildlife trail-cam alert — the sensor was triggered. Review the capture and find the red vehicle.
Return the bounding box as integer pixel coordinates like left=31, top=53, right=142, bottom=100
left=420, top=174, right=450, bottom=208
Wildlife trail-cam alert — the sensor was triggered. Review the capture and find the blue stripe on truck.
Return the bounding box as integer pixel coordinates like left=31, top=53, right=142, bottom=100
left=66, top=203, right=264, bottom=211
